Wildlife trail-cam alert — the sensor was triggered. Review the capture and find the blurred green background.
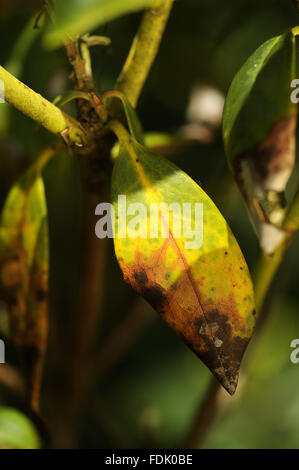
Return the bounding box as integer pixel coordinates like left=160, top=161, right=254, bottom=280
left=0, top=0, right=299, bottom=449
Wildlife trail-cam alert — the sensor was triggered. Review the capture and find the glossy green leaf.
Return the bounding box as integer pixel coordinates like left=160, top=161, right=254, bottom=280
left=111, top=134, right=256, bottom=394
left=223, top=31, right=297, bottom=254
left=0, top=407, right=41, bottom=449
left=43, top=0, right=158, bottom=49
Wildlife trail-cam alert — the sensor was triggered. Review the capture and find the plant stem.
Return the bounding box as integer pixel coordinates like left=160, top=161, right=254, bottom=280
left=0, top=66, right=85, bottom=145
left=66, top=191, right=109, bottom=407
left=184, top=377, right=221, bottom=449
left=65, top=41, right=94, bottom=92
left=80, top=40, right=94, bottom=90
left=115, top=0, right=175, bottom=107
left=284, top=187, right=299, bottom=232
left=95, top=298, right=156, bottom=384
left=252, top=243, right=285, bottom=312
left=33, top=141, right=63, bottom=175
left=252, top=186, right=299, bottom=310
left=58, top=1, right=175, bottom=437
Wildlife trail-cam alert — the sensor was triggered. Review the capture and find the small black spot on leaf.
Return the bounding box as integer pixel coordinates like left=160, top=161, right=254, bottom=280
left=134, top=270, right=148, bottom=286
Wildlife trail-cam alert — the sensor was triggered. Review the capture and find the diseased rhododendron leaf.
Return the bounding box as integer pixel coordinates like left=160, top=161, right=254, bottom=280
left=223, top=31, right=297, bottom=255
left=0, top=168, right=49, bottom=410
left=111, top=137, right=256, bottom=394
left=26, top=217, right=49, bottom=411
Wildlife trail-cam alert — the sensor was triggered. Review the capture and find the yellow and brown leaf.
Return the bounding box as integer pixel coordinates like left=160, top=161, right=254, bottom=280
left=111, top=139, right=256, bottom=394
left=0, top=170, right=49, bottom=410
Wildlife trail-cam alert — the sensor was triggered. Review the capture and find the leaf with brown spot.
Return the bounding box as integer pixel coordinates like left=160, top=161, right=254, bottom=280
left=223, top=31, right=297, bottom=255
left=111, top=134, right=256, bottom=394
left=25, top=217, right=49, bottom=411
left=0, top=168, right=49, bottom=410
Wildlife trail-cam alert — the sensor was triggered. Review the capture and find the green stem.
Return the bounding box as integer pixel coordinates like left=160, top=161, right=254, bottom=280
left=34, top=142, right=64, bottom=175
left=252, top=243, right=285, bottom=312
left=115, top=0, right=174, bottom=107
left=252, top=186, right=299, bottom=312
left=79, top=40, right=94, bottom=90
left=0, top=66, right=85, bottom=146
left=184, top=378, right=221, bottom=449
left=291, top=25, right=299, bottom=36
left=284, top=187, right=299, bottom=232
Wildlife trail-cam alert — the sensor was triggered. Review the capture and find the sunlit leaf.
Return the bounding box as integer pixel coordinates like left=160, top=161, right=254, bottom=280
left=0, top=407, right=41, bottom=449
left=111, top=137, right=256, bottom=394
left=223, top=31, right=297, bottom=255
left=43, top=0, right=158, bottom=49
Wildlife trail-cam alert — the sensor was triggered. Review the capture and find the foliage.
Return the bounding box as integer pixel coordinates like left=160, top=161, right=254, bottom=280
left=0, top=0, right=298, bottom=450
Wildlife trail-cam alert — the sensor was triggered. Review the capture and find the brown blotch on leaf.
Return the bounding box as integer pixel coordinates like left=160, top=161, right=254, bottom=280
left=0, top=244, right=25, bottom=291
left=132, top=267, right=167, bottom=312
left=133, top=270, right=148, bottom=286
left=233, top=116, right=297, bottom=254
left=193, top=307, right=249, bottom=394
left=249, top=116, right=297, bottom=191
left=118, top=241, right=251, bottom=395
left=35, top=289, right=47, bottom=302
left=141, top=284, right=167, bottom=311
left=234, top=116, right=297, bottom=194
left=0, top=259, right=22, bottom=288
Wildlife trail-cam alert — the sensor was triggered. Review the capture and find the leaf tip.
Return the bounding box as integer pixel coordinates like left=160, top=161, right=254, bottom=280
left=216, top=370, right=239, bottom=395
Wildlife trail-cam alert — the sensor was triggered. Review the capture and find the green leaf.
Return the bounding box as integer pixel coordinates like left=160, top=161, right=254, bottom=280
left=43, top=0, right=158, bottom=49
left=111, top=135, right=256, bottom=394
left=53, top=90, right=92, bottom=108
left=223, top=31, right=297, bottom=254
left=0, top=16, right=41, bottom=136
left=103, top=90, right=144, bottom=144
left=0, top=167, right=49, bottom=410
left=0, top=407, right=41, bottom=449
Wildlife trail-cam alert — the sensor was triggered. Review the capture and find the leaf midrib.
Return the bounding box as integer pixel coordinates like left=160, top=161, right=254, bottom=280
left=125, top=144, right=229, bottom=380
